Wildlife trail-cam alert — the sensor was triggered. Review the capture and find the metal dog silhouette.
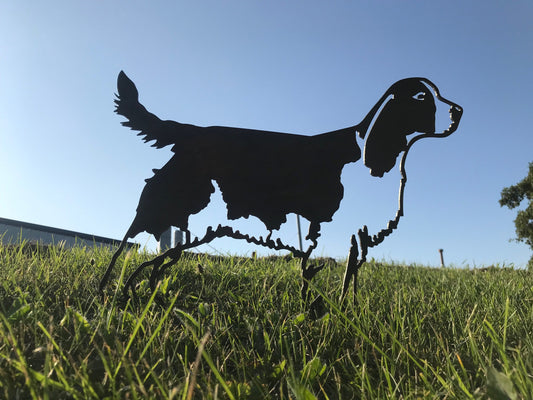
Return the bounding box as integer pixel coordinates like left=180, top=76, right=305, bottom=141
left=99, top=71, right=462, bottom=305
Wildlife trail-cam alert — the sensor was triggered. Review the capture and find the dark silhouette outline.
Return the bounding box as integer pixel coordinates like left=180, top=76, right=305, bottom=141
left=99, top=72, right=462, bottom=307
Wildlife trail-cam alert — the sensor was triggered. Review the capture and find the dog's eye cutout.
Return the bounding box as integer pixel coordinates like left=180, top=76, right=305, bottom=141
left=412, top=92, right=426, bottom=101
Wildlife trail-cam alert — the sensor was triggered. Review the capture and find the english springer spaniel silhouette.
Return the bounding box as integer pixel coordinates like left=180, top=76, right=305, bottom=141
left=99, top=71, right=462, bottom=307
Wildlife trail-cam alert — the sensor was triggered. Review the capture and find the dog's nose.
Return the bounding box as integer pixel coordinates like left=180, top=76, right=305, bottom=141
left=450, top=105, right=463, bottom=123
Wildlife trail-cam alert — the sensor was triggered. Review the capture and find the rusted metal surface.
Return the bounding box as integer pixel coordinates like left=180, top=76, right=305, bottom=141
left=99, top=71, right=462, bottom=306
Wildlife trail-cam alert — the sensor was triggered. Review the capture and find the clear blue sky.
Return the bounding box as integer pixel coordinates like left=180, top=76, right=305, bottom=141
left=1, top=2, right=532, bottom=267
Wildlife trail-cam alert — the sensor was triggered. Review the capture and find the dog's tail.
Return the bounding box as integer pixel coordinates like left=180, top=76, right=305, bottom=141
left=115, top=71, right=195, bottom=149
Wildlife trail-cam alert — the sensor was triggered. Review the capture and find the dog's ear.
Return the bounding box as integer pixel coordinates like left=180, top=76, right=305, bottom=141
left=363, top=96, right=412, bottom=177
left=357, top=79, right=436, bottom=177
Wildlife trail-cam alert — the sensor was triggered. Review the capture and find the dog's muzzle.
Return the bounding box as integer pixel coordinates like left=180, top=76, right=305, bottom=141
left=434, top=95, right=463, bottom=137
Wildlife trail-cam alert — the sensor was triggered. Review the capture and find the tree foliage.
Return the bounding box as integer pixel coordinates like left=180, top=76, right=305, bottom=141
left=499, top=162, right=533, bottom=267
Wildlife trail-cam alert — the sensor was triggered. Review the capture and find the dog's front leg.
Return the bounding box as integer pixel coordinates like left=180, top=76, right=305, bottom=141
left=340, top=234, right=359, bottom=305
left=300, top=255, right=311, bottom=302
left=301, top=257, right=326, bottom=301
left=300, top=255, right=328, bottom=319
left=340, top=227, right=369, bottom=306
left=149, top=248, right=182, bottom=291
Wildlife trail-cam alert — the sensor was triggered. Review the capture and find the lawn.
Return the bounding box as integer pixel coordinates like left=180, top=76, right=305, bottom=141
left=0, top=243, right=531, bottom=399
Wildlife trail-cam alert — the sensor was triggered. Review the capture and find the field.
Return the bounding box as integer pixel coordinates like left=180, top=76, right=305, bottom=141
left=0, top=244, right=531, bottom=399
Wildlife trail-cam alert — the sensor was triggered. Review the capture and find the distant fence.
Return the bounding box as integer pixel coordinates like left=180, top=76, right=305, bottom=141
left=0, top=217, right=136, bottom=250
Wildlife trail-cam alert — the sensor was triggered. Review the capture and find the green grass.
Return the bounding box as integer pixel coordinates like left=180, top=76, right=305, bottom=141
left=0, top=243, right=531, bottom=399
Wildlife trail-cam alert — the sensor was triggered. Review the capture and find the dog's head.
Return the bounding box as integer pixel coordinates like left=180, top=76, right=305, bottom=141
left=357, top=78, right=463, bottom=177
